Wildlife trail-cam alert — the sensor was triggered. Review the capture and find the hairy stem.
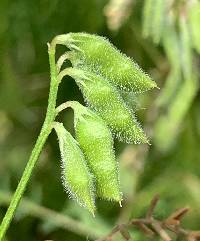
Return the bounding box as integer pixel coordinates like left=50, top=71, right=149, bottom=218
left=0, top=42, right=59, bottom=241
left=57, top=51, right=71, bottom=72
left=56, top=101, right=74, bottom=115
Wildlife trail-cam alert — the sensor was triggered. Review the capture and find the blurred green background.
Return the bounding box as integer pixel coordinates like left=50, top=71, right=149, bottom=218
left=0, top=0, right=200, bottom=240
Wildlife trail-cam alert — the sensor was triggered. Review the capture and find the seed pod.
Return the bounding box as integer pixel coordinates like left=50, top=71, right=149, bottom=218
left=58, top=32, right=157, bottom=92
left=69, top=101, right=121, bottom=202
left=67, top=68, right=148, bottom=144
left=54, top=122, right=95, bottom=214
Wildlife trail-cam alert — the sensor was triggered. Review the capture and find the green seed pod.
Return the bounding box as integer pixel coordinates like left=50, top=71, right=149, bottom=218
left=54, top=122, right=95, bottom=214
left=67, top=68, right=148, bottom=144
left=57, top=32, right=157, bottom=92
left=69, top=101, right=122, bottom=202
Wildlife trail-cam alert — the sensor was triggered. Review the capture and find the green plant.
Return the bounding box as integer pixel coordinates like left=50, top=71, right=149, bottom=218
left=65, top=68, right=148, bottom=144
left=65, top=101, right=121, bottom=202
left=142, top=0, right=199, bottom=151
left=54, top=122, right=95, bottom=214
left=0, top=33, right=156, bottom=240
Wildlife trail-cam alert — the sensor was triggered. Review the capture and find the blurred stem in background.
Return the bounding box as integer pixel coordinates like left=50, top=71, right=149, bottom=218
left=0, top=190, right=102, bottom=240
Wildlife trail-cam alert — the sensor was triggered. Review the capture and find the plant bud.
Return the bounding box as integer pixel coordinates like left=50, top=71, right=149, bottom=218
left=59, top=32, right=157, bottom=92
left=54, top=122, right=95, bottom=214
left=69, top=101, right=122, bottom=202
left=67, top=68, right=149, bottom=144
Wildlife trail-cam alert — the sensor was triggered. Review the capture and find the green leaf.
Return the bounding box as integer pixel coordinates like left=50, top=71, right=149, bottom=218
left=189, top=2, right=200, bottom=54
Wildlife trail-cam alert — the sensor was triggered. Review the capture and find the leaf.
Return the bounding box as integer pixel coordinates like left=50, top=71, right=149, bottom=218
left=189, top=2, right=200, bottom=54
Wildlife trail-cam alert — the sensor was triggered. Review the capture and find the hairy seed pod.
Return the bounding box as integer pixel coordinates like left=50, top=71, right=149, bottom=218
left=57, top=32, right=157, bottom=92
left=68, top=101, right=122, bottom=202
left=54, top=122, right=95, bottom=214
left=67, top=68, right=148, bottom=144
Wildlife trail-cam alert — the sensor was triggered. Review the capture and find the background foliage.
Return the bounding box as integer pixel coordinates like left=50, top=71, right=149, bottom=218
left=0, top=0, right=200, bottom=240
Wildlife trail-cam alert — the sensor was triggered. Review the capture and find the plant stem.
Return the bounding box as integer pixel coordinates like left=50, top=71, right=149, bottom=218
left=0, top=42, right=59, bottom=241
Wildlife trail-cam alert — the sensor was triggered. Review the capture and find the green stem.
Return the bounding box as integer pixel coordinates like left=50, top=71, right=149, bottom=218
left=0, top=42, right=59, bottom=241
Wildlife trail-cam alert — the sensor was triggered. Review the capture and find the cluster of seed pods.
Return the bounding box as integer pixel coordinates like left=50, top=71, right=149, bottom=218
left=54, top=33, right=157, bottom=214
